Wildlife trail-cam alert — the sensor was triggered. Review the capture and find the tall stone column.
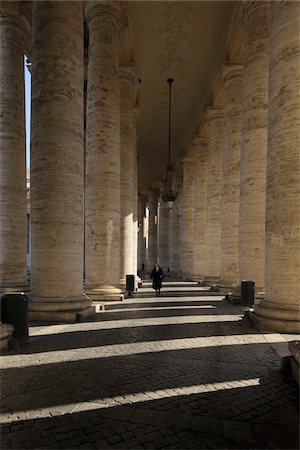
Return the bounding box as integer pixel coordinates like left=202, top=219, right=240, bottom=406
left=252, top=1, right=300, bottom=333
left=30, top=1, right=93, bottom=322
left=204, top=108, right=224, bottom=285
left=85, top=1, right=123, bottom=301
left=219, top=65, right=243, bottom=290
left=119, top=65, right=135, bottom=285
left=147, top=189, right=158, bottom=271
left=181, top=155, right=196, bottom=279
left=137, top=195, right=147, bottom=274
left=169, top=199, right=181, bottom=277
left=132, top=108, right=139, bottom=281
left=193, top=137, right=209, bottom=281
left=157, top=196, right=170, bottom=273
left=235, top=1, right=270, bottom=300
left=0, top=3, right=28, bottom=295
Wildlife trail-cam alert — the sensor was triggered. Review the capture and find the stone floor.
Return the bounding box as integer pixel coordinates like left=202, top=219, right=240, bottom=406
left=0, top=281, right=299, bottom=449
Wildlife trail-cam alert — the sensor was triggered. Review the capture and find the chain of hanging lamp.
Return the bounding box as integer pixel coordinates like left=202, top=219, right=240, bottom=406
left=160, top=78, right=178, bottom=202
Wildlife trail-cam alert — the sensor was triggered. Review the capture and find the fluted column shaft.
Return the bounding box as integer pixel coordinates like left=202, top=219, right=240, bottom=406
left=0, top=3, right=28, bottom=293
left=158, top=198, right=170, bottom=272
left=85, top=2, right=123, bottom=300
left=205, top=109, right=224, bottom=283
left=30, top=1, right=92, bottom=321
left=181, top=157, right=196, bottom=278
left=238, top=2, right=270, bottom=296
left=147, top=190, right=158, bottom=269
left=119, top=66, right=135, bottom=284
left=193, top=138, right=209, bottom=280
left=220, top=66, right=243, bottom=288
left=254, top=1, right=300, bottom=333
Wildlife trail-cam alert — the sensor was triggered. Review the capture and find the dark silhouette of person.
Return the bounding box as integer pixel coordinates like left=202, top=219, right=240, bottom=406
left=151, top=262, right=163, bottom=296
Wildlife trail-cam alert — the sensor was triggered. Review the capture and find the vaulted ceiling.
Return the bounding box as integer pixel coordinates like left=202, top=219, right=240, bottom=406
left=20, top=1, right=239, bottom=190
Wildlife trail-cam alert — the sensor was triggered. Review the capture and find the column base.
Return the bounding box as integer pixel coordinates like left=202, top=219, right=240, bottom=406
left=0, top=283, right=30, bottom=295
left=217, top=280, right=238, bottom=294
left=29, top=294, right=95, bottom=323
left=203, top=276, right=220, bottom=287
left=245, top=308, right=300, bottom=334
left=0, top=323, right=14, bottom=351
left=85, top=285, right=124, bottom=302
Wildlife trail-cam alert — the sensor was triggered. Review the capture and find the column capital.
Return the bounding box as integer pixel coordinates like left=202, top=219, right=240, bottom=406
left=206, top=107, right=224, bottom=122
left=85, top=1, right=124, bottom=30
left=223, top=64, right=244, bottom=81
left=0, top=1, right=30, bottom=35
left=119, top=64, right=137, bottom=85
left=192, top=135, right=209, bottom=148
left=241, top=1, right=271, bottom=22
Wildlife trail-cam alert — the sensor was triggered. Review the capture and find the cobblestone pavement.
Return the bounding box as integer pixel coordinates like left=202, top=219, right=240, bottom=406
left=0, top=281, right=299, bottom=449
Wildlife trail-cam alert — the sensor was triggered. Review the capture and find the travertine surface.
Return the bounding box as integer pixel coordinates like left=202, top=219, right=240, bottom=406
left=137, top=195, right=147, bottom=272
left=169, top=198, right=181, bottom=277
left=193, top=137, right=208, bottom=280
left=132, top=108, right=139, bottom=279
left=30, top=1, right=92, bottom=321
left=147, top=190, right=159, bottom=269
left=0, top=3, right=28, bottom=292
left=220, top=65, right=243, bottom=288
left=157, top=197, right=170, bottom=272
left=205, top=108, right=224, bottom=283
left=119, top=66, right=136, bottom=284
left=254, top=1, right=300, bottom=333
left=84, top=1, right=123, bottom=300
left=238, top=1, right=269, bottom=296
left=181, top=156, right=196, bottom=278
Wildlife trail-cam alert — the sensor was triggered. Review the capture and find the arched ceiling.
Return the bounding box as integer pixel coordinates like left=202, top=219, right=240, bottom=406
left=124, top=1, right=237, bottom=189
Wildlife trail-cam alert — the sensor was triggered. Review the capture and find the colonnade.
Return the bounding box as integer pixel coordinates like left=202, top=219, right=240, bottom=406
left=140, top=1, right=300, bottom=333
left=0, top=1, right=299, bottom=339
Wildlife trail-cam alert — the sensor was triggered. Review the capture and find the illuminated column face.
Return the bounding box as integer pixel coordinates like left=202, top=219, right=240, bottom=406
left=181, top=156, right=196, bottom=278
left=30, top=1, right=93, bottom=321
left=193, top=137, right=209, bottom=280
left=132, top=108, right=139, bottom=278
left=119, top=66, right=135, bottom=284
left=205, top=109, right=224, bottom=284
left=147, top=190, right=159, bottom=269
left=137, top=196, right=147, bottom=272
left=238, top=2, right=270, bottom=296
left=169, top=198, right=181, bottom=277
left=0, top=4, right=28, bottom=293
left=84, top=1, right=123, bottom=300
left=220, top=65, right=243, bottom=289
left=157, top=197, right=170, bottom=272
left=254, top=1, right=300, bottom=333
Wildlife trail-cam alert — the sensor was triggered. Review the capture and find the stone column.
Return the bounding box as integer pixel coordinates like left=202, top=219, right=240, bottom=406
left=85, top=1, right=123, bottom=301
left=181, top=155, right=196, bottom=279
left=204, top=108, right=224, bottom=285
left=30, top=1, right=93, bottom=322
left=132, top=108, right=139, bottom=281
left=169, top=199, right=181, bottom=277
left=234, top=1, right=270, bottom=300
left=138, top=195, right=147, bottom=274
left=0, top=2, right=28, bottom=295
left=147, top=189, right=159, bottom=271
left=252, top=1, right=300, bottom=333
left=119, top=65, right=135, bottom=286
left=157, top=196, right=170, bottom=273
left=193, top=137, right=209, bottom=281
left=219, top=65, right=243, bottom=290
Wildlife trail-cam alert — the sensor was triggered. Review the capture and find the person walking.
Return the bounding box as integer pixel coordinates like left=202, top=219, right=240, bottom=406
left=151, top=262, right=164, bottom=296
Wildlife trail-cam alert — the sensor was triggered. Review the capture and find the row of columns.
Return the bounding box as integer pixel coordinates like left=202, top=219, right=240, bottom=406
left=175, top=1, right=300, bottom=332
left=0, top=1, right=140, bottom=328
left=139, top=1, right=299, bottom=333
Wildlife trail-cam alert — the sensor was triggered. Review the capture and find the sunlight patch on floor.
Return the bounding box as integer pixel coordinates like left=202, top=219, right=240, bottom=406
left=0, top=377, right=261, bottom=424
